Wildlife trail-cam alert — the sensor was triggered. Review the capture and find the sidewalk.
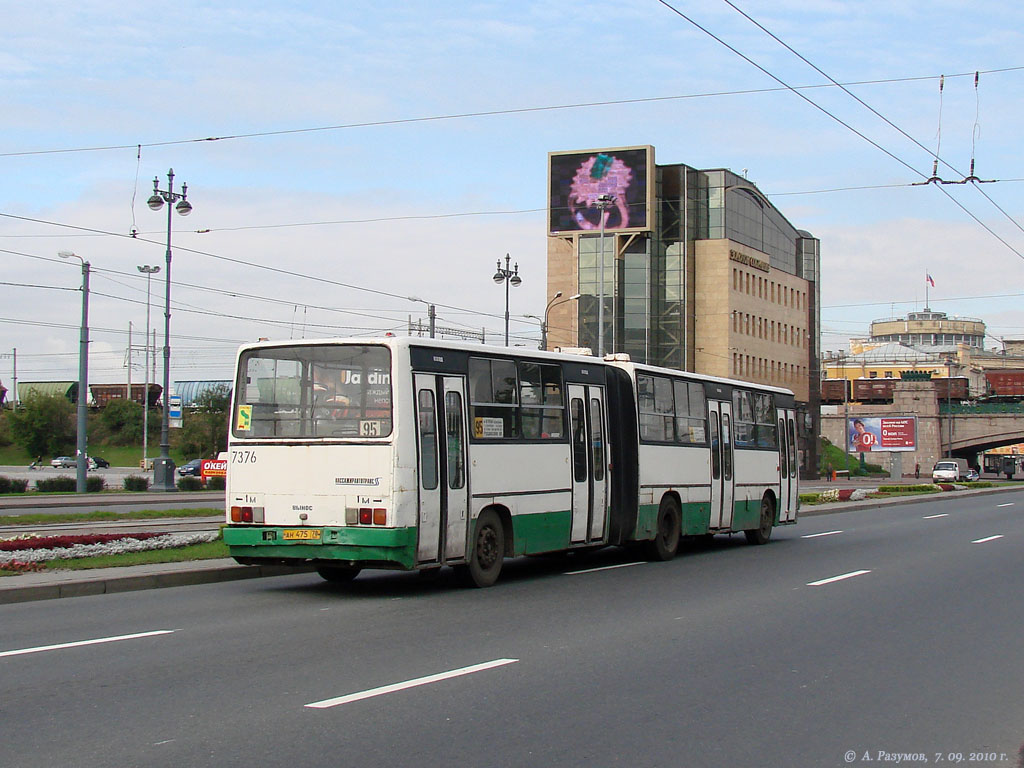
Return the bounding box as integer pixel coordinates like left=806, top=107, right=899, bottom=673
left=0, top=558, right=315, bottom=605
left=1, top=484, right=1017, bottom=605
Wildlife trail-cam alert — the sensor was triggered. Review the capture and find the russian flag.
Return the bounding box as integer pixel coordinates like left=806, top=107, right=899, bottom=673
left=926, top=274, right=935, bottom=287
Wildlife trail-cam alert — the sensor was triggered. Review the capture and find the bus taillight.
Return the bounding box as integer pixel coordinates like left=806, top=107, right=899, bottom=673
left=346, top=507, right=388, bottom=526
left=230, top=505, right=264, bottom=524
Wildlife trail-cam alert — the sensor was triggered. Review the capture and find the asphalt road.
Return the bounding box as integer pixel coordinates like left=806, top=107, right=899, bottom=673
left=1, top=491, right=1021, bottom=768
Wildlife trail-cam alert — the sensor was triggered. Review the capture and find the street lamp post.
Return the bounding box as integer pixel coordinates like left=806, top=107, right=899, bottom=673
left=540, top=291, right=582, bottom=350
left=407, top=296, right=436, bottom=338
left=59, top=251, right=90, bottom=493
left=595, top=194, right=613, bottom=356
left=138, top=265, right=160, bottom=471
left=492, top=253, right=522, bottom=346
left=147, top=169, right=192, bottom=492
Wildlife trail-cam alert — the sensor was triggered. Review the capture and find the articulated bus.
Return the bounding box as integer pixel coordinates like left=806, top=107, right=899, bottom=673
left=223, top=337, right=799, bottom=587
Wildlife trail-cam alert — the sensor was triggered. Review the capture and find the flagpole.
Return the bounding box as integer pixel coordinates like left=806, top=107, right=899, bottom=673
left=925, top=271, right=929, bottom=309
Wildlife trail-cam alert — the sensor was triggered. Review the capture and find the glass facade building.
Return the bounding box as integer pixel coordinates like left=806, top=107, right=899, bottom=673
left=546, top=152, right=821, bottom=476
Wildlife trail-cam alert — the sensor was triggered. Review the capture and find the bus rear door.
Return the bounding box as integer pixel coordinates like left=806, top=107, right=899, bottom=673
left=413, top=374, right=470, bottom=564
left=778, top=409, right=799, bottom=522
left=568, top=383, right=609, bottom=543
left=708, top=399, right=735, bottom=530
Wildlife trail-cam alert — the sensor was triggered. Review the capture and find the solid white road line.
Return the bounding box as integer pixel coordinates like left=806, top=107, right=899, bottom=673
left=0, top=630, right=176, bottom=659
left=972, top=535, right=1004, bottom=544
left=807, top=570, right=871, bottom=587
left=566, top=561, right=644, bottom=575
left=306, top=658, right=519, bottom=709
left=923, top=513, right=949, bottom=519
left=801, top=530, right=843, bottom=538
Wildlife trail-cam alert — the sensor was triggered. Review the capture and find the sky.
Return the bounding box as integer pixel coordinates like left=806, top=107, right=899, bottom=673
left=2, top=0, right=1024, bottom=391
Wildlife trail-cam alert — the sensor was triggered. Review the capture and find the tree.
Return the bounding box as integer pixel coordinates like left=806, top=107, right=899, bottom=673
left=9, top=392, right=76, bottom=457
left=176, top=384, right=231, bottom=459
left=99, top=399, right=143, bottom=444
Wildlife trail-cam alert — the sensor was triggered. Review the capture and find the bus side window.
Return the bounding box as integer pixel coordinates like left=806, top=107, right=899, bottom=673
left=721, top=413, right=733, bottom=481
left=710, top=412, right=721, bottom=479
left=418, top=389, right=438, bottom=490
left=570, top=398, right=587, bottom=482
left=445, top=391, right=465, bottom=490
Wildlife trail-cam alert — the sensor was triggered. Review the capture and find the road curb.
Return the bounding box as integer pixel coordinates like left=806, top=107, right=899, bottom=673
left=0, top=562, right=315, bottom=605
left=799, top=484, right=1019, bottom=516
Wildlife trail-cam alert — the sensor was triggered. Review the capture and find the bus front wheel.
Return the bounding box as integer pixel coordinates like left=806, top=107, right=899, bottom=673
left=644, top=497, right=681, bottom=561
left=745, top=495, right=774, bottom=545
left=465, top=510, right=505, bottom=588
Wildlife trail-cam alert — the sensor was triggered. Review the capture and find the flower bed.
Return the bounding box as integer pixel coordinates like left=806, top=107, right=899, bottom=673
left=0, top=531, right=219, bottom=567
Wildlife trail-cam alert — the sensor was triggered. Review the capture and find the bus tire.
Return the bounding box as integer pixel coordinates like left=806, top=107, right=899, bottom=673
left=745, top=495, right=774, bottom=545
left=316, top=565, right=361, bottom=583
left=466, top=509, right=505, bottom=588
left=645, top=496, right=681, bottom=561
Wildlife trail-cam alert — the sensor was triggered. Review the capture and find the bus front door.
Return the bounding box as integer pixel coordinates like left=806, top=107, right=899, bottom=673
left=568, top=384, right=609, bottom=543
left=413, top=374, right=470, bottom=565
left=708, top=400, right=735, bottom=530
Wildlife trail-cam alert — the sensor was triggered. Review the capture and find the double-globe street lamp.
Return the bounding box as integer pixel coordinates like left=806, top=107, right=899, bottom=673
left=147, top=169, right=192, bottom=491
left=492, top=253, right=522, bottom=346
left=58, top=250, right=90, bottom=493
left=137, top=264, right=160, bottom=470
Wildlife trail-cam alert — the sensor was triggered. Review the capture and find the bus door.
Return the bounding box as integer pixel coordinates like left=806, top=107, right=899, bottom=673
left=708, top=399, right=735, bottom=530
left=568, top=384, right=609, bottom=543
left=778, top=409, right=799, bottom=522
left=413, top=374, right=470, bottom=564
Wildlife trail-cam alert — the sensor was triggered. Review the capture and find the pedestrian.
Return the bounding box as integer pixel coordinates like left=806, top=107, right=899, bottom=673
left=914, top=462, right=920, bottom=480
left=824, top=459, right=833, bottom=482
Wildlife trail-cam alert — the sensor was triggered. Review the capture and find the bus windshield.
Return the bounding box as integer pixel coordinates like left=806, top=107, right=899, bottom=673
left=233, top=344, right=392, bottom=439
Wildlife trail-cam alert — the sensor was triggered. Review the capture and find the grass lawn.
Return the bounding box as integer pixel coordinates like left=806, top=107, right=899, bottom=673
left=0, top=507, right=223, bottom=527
left=0, top=538, right=230, bottom=575
left=43, top=539, right=230, bottom=570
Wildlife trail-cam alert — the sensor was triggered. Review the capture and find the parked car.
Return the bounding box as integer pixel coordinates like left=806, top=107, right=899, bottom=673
left=964, top=467, right=980, bottom=482
left=932, top=460, right=960, bottom=483
left=89, top=456, right=110, bottom=469
left=178, top=458, right=203, bottom=476
left=51, top=456, right=75, bottom=468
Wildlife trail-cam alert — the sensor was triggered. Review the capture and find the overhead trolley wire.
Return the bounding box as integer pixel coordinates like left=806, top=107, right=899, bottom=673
left=658, top=0, right=1024, bottom=262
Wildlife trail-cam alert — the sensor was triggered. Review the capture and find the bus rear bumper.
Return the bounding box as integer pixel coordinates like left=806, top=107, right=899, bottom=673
left=224, top=525, right=417, bottom=570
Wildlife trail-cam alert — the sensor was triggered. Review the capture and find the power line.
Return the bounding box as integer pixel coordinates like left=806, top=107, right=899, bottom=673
left=719, top=0, right=1024, bottom=242
left=657, top=0, right=1024, bottom=262
left=2, top=68, right=1022, bottom=159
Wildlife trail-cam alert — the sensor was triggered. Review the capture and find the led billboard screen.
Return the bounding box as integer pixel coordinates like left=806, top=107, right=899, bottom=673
left=548, top=146, right=653, bottom=234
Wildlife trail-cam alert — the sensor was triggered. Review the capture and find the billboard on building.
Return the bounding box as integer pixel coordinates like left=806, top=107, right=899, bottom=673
left=548, top=146, right=654, bottom=234
left=848, top=416, right=916, bottom=452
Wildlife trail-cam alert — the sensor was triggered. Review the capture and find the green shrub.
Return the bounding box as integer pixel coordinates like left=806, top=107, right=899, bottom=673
left=36, top=476, right=77, bottom=493
left=0, top=475, right=29, bottom=494
left=206, top=476, right=225, bottom=491
left=177, top=476, right=203, bottom=491
left=86, top=476, right=105, bottom=493
left=123, top=475, right=151, bottom=492
left=877, top=484, right=938, bottom=494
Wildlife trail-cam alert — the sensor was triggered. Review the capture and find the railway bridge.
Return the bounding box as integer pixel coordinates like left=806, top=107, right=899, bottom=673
left=820, top=380, right=1024, bottom=477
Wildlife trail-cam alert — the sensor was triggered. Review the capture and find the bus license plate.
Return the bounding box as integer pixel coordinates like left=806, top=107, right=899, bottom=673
left=282, top=529, right=321, bottom=541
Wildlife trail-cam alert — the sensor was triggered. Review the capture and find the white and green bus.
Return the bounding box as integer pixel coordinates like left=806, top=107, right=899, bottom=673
left=223, top=337, right=799, bottom=587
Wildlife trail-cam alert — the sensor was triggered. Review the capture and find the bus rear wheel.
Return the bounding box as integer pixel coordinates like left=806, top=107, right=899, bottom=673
left=644, top=497, right=681, bottom=561
left=316, top=565, right=361, bottom=583
left=745, top=495, right=774, bottom=545
left=465, top=509, right=505, bottom=588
